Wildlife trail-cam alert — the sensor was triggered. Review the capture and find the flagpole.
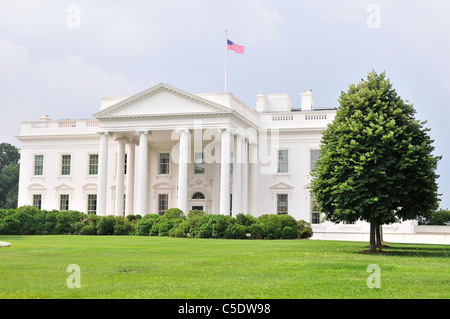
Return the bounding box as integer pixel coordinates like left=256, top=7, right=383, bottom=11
left=224, top=30, right=228, bottom=92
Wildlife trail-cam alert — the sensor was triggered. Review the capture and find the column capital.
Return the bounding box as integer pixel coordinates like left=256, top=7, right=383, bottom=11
left=135, top=130, right=151, bottom=135
left=97, top=131, right=110, bottom=136
left=114, top=136, right=128, bottom=143
left=127, top=139, right=138, bottom=147
left=217, top=127, right=232, bottom=134
left=175, top=128, right=190, bottom=134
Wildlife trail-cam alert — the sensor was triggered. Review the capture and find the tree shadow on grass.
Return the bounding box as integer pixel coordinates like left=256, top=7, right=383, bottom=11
left=358, top=245, right=450, bottom=258
left=383, top=246, right=449, bottom=258
left=0, top=235, right=28, bottom=241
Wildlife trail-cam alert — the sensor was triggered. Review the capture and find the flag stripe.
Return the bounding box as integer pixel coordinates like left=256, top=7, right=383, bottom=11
left=227, top=39, right=245, bottom=54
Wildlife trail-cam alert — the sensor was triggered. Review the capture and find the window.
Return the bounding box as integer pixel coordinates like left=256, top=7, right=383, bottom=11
left=230, top=194, right=233, bottom=216
left=192, top=192, right=205, bottom=199
left=124, top=154, right=127, bottom=175
left=158, top=194, right=168, bottom=216
left=89, top=154, right=98, bottom=175
left=194, top=152, right=205, bottom=174
left=230, top=151, right=233, bottom=174
left=277, top=150, right=289, bottom=173
left=310, top=193, right=321, bottom=224
left=277, top=194, right=288, bottom=214
left=60, top=194, right=69, bottom=211
left=159, top=153, right=170, bottom=175
left=33, top=194, right=42, bottom=210
left=87, top=194, right=97, bottom=215
left=310, top=149, right=320, bottom=172
left=34, top=155, right=44, bottom=176
left=61, top=155, right=71, bottom=175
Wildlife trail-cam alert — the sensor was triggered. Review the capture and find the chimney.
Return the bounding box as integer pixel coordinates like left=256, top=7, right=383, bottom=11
left=39, top=115, right=52, bottom=122
left=301, top=89, right=314, bottom=111
left=255, top=91, right=268, bottom=112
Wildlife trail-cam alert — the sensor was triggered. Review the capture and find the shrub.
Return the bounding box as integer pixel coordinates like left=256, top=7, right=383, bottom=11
left=157, top=218, right=171, bottom=237
left=248, top=222, right=263, bottom=239
left=198, top=222, right=213, bottom=238
left=163, top=208, right=184, bottom=220
left=224, top=224, right=247, bottom=239
left=236, top=213, right=257, bottom=228
left=0, top=213, right=21, bottom=235
left=134, top=217, right=158, bottom=236
left=13, top=209, right=36, bottom=235
left=170, top=220, right=190, bottom=238
left=97, top=216, right=116, bottom=235
left=281, top=226, right=296, bottom=239
left=54, top=210, right=85, bottom=235
left=188, top=209, right=206, bottom=219
left=79, top=224, right=97, bottom=235
left=258, top=214, right=282, bottom=239
left=113, top=216, right=128, bottom=235
left=209, top=215, right=235, bottom=238
left=297, top=220, right=313, bottom=239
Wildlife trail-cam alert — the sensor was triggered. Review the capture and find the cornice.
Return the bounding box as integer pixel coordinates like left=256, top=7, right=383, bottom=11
left=16, top=134, right=99, bottom=142
left=97, top=111, right=231, bottom=121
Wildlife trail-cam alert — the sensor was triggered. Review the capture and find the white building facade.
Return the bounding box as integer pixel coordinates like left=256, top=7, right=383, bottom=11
left=18, top=83, right=443, bottom=244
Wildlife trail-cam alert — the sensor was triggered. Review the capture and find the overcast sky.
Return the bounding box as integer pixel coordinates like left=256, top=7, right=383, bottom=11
left=1, top=0, right=449, bottom=208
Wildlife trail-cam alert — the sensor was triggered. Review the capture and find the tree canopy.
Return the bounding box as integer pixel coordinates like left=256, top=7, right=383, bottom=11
left=0, top=143, right=20, bottom=209
left=311, top=71, right=440, bottom=252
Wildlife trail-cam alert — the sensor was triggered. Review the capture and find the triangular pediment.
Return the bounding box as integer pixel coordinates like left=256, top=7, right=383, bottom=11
left=94, top=83, right=232, bottom=119
left=55, top=183, right=74, bottom=191
left=270, top=181, right=294, bottom=190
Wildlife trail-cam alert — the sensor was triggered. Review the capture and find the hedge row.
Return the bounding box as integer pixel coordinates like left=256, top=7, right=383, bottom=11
left=0, top=206, right=313, bottom=239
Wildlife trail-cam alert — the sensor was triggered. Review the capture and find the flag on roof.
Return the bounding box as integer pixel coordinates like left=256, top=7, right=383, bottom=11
left=227, top=39, right=245, bottom=54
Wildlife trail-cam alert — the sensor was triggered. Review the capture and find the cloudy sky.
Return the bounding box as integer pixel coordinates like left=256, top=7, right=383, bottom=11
left=1, top=0, right=449, bottom=208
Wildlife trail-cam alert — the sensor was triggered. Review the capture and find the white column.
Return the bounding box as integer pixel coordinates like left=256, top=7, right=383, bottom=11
left=115, top=136, right=126, bottom=216
left=136, top=131, right=149, bottom=215
left=219, top=128, right=231, bottom=215
left=249, top=142, right=258, bottom=215
left=241, top=137, right=248, bottom=213
left=231, top=133, right=242, bottom=216
left=97, top=131, right=109, bottom=216
left=125, top=140, right=135, bottom=216
left=177, top=128, right=189, bottom=213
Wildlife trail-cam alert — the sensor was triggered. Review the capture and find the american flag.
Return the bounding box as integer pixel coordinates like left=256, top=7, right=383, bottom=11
left=227, top=39, right=245, bottom=54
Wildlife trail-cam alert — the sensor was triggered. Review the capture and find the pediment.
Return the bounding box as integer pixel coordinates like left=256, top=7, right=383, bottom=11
left=94, top=83, right=231, bottom=119
left=270, top=181, right=294, bottom=190
left=82, top=183, right=98, bottom=190
left=27, top=183, right=46, bottom=190
left=152, top=181, right=176, bottom=190
left=55, top=183, right=74, bottom=191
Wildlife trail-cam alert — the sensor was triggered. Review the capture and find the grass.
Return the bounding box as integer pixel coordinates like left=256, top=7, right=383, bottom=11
left=0, top=235, right=448, bottom=299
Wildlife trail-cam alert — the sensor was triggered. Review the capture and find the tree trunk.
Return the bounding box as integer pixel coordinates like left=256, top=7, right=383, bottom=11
left=369, top=221, right=376, bottom=253
left=375, top=223, right=382, bottom=252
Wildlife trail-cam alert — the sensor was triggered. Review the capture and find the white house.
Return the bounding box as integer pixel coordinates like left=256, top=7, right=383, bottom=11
left=17, top=82, right=446, bottom=244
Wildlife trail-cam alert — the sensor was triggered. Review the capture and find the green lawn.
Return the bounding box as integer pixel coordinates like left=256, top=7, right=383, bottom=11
left=0, top=236, right=448, bottom=299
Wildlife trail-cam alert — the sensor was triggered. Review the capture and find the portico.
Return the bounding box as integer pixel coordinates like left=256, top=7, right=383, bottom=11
left=92, top=83, right=257, bottom=216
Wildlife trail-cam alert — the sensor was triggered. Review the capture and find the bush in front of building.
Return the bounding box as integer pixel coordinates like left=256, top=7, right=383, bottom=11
left=0, top=206, right=314, bottom=239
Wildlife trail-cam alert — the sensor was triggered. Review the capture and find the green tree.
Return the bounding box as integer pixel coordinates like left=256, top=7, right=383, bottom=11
left=0, top=143, right=20, bottom=209
left=311, top=71, right=440, bottom=252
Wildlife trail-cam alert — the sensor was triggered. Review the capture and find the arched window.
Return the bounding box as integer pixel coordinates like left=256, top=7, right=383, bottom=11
left=192, top=192, right=205, bottom=200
